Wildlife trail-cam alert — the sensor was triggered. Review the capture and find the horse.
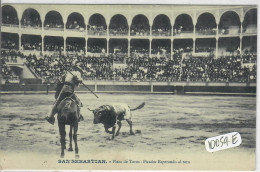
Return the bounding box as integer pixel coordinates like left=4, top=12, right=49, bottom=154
left=57, top=97, right=80, bottom=158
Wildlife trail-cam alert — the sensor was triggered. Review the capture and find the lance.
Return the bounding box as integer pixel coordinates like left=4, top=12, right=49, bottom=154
left=56, top=59, right=99, bottom=98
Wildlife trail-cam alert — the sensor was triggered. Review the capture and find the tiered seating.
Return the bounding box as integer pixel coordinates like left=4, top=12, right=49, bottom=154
left=0, top=49, right=257, bottom=83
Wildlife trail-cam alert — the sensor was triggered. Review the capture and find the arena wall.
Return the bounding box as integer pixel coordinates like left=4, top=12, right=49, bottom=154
left=0, top=82, right=256, bottom=96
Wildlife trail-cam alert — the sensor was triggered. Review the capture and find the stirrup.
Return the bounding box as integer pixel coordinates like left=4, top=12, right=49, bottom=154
left=45, top=116, right=55, bottom=125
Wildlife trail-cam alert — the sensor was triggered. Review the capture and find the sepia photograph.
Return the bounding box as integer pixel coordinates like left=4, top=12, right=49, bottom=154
left=0, top=1, right=258, bottom=170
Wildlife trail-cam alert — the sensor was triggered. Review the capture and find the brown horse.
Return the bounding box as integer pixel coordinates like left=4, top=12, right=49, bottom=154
left=57, top=97, right=80, bottom=158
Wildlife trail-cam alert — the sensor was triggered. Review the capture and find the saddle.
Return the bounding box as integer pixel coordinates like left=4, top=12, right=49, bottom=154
left=58, top=97, right=80, bottom=108
left=57, top=97, right=83, bottom=123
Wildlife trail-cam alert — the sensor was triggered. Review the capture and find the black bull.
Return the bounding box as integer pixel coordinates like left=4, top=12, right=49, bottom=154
left=90, top=102, right=145, bottom=139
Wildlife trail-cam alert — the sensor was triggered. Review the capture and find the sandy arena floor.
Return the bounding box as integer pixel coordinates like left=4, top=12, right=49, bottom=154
left=0, top=93, right=256, bottom=170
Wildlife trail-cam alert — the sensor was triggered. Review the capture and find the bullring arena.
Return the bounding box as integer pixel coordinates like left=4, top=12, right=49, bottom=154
left=0, top=4, right=257, bottom=170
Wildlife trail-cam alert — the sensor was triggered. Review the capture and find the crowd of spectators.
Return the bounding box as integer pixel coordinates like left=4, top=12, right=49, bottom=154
left=1, top=40, right=18, bottom=50
left=1, top=50, right=23, bottom=83
left=173, top=26, right=184, bottom=35
left=196, top=26, right=216, bottom=35
left=109, top=24, right=128, bottom=35
left=152, top=22, right=172, bottom=36
left=109, top=47, right=128, bottom=54
left=44, top=44, right=63, bottom=52
left=220, top=27, right=230, bottom=35
left=173, top=26, right=194, bottom=36
left=66, top=43, right=85, bottom=53
left=87, top=46, right=106, bottom=54
left=195, top=47, right=215, bottom=53
left=123, top=55, right=181, bottom=81
left=44, top=20, right=64, bottom=30
left=21, top=42, right=42, bottom=51
left=182, top=55, right=256, bottom=82
left=244, top=47, right=257, bottom=55
left=130, top=47, right=149, bottom=55
left=219, top=27, right=241, bottom=35
left=22, top=50, right=183, bottom=82
left=2, top=15, right=19, bottom=25
left=1, top=61, right=19, bottom=84
left=242, top=46, right=257, bottom=63
left=242, top=53, right=257, bottom=63
left=152, top=27, right=171, bottom=36
left=1, top=48, right=257, bottom=83
left=131, top=24, right=150, bottom=36
left=22, top=17, right=41, bottom=28
left=1, top=50, right=21, bottom=63
left=66, top=21, right=85, bottom=31
left=151, top=46, right=170, bottom=55
left=25, top=53, right=62, bottom=83
left=88, top=25, right=107, bottom=35
left=182, top=46, right=193, bottom=53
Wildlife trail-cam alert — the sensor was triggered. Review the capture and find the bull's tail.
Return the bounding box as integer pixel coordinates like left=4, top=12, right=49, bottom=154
left=130, top=102, right=145, bottom=111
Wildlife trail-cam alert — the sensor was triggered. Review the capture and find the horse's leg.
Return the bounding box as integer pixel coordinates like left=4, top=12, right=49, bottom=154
left=73, top=122, right=79, bottom=158
left=58, top=122, right=66, bottom=158
left=68, top=125, right=73, bottom=151
left=115, top=121, right=122, bottom=136
left=126, top=119, right=135, bottom=135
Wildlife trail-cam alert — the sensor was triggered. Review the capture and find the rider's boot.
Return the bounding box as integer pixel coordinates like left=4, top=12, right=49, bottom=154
left=45, top=107, right=56, bottom=125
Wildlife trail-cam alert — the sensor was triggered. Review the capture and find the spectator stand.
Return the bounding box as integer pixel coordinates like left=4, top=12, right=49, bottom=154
left=196, top=13, right=217, bottom=36
left=1, top=32, right=19, bottom=50
left=2, top=5, right=19, bottom=27
left=218, top=11, right=241, bottom=36
left=0, top=48, right=257, bottom=84
left=242, top=9, right=257, bottom=34
left=1, top=50, right=26, bottom=84
left=88, top=14, right=107, bottom=36
left=109, top=14, right=129, bottom=36
left=173, top=14, right=194, bottom=37
left=152, top=14, right=171, bottom=37
left=44, top=11, right=64, bottom=31
left=130, top=15, right=150, bottom=36
left=21, top=8, right=42, bottom=29
left=66, top=12, right=86, bottom=32
left=130, top=39, right=149, bottom=58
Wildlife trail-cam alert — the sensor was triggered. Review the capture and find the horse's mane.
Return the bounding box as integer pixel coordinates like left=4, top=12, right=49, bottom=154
left=57, top=97, right=78, bottom=111
left=58, top=97, right=80, bottom=109
left=58, top=97, right=79, bottom=125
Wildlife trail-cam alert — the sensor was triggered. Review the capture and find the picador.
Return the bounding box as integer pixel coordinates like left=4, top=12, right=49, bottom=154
left=45, top=69, right=84, bottom=125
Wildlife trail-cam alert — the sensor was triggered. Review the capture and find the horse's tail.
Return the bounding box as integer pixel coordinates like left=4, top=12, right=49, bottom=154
left=130, top=102, right=145, bottom=111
